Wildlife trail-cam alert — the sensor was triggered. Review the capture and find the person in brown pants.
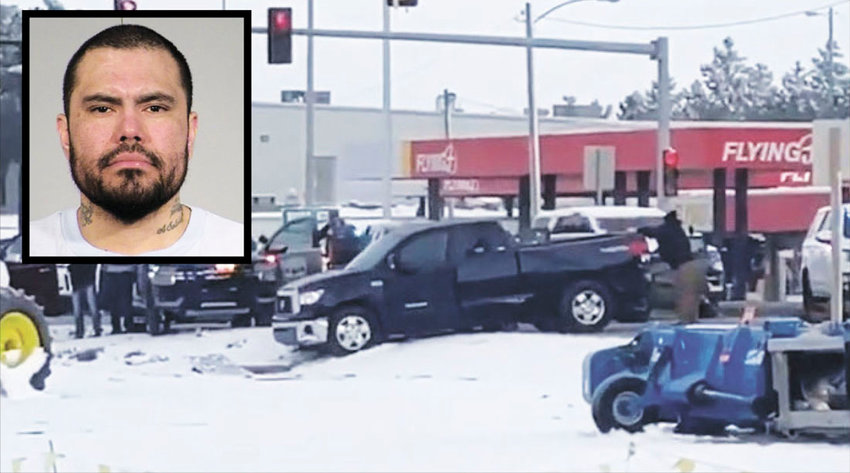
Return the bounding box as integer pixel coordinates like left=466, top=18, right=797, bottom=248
left=639, top=211, right=708, bottom=324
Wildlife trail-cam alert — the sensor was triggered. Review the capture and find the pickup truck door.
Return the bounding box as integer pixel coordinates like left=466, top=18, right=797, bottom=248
left=449, top=223, right=522, bottom=320
left=382, top=229, right=458, bottom=336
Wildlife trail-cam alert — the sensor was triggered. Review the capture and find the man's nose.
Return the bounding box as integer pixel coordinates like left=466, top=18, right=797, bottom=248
left=117, top=109, right=144, bottom=143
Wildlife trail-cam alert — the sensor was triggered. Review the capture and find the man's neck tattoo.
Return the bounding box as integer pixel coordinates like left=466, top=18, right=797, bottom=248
left=156, top=203, right=184, bottom=235
left=80, top=203, right=94, bottom=227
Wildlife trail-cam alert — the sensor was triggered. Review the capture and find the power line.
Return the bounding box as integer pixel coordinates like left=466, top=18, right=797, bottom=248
left=544, top=0, right=849, bottom=31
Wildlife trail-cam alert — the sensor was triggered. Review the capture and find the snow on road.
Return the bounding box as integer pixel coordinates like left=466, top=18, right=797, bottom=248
left=1, top=323, right=848, bottom=473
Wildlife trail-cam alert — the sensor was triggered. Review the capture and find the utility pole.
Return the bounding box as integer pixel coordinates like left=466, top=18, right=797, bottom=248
left=655, top=37, right=670, bottom=211
left=381, top=2, right=393, bottom=218
left=524, top=2, right=542, bottom=228
left=827, top=6, right=834, bottom=111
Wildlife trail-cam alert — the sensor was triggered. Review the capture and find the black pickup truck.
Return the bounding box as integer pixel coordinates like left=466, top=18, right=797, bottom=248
left=272, top=219, right=651, bottom=355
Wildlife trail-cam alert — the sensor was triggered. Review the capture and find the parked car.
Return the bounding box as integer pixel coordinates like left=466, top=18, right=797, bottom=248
left=531, top=206, right=725, bottom=315
left=531, top=206, right=666, bottom=243
left=255, top=207, right=339, bottom=282
left=138, top=262, right=277, bottom=334
left=800, top=203, right=850, bottom=321
left=272, top=219, right=652, bottom=355
left=0, top=234, right=68, bottom=315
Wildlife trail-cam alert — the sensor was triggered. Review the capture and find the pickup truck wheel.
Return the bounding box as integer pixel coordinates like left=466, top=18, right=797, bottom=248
left=558, top=280, right=614, bottom=333
left=591, top=377, right=649, bottom=433
left=146, top=309, right=164, bottom=335
left=327, top=306, right=377, bottom=356
left=231, top=314, right=252, bottom=328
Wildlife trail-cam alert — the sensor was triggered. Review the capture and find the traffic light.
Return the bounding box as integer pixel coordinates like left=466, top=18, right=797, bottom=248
left=268, top=8, right=292, bottom=64
left=663, top=147, right=679, bottom=196
left=387, top=0, right=418, bottom=6
left=113, top=0, right=136, bottom=9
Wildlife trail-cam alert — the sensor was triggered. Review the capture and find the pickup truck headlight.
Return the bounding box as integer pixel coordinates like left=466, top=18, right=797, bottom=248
left=299, top=289, right=324, bottom=306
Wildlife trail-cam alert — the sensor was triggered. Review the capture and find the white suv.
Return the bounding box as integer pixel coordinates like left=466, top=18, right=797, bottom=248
left=800, top=203, right=850, bottom=321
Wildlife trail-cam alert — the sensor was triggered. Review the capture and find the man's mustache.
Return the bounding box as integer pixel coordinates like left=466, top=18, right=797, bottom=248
left=98, top=143, right=163, bottom=170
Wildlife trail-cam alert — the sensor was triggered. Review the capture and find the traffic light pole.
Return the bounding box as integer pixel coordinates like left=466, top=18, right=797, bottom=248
left=654, top=37, right=670, bottom=211
left=524, top=3, right=542, bottom=225
left=305, top=0, right=315, bottom=205
left=256, top=26, right=670, bottom=215
left=382, top=2, right=393, bottom=218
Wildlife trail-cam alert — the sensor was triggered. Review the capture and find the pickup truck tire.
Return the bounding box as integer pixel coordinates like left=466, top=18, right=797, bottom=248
left=326, top=306, right=377, bottom=356
left=557, top=280, right=614, bottom=333
left=146, top=309, right=164, bottom=335
left=252, top=300, right=274, bottom=327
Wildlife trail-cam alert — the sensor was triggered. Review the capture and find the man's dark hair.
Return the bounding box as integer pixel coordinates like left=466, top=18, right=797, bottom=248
left=62, top=24, right=193, bottom=118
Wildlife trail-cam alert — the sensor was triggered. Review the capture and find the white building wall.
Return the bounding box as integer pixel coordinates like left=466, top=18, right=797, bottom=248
left=251, top=102, right=644, bottom=205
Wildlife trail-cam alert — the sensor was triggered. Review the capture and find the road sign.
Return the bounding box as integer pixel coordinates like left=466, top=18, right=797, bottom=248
left=583, top=146, right=616, bottom=198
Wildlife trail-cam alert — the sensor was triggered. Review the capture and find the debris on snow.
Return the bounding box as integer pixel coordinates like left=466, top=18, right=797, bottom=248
left=123, top=351, right=169, bottom=366
left=189, top=354, right=250, bottom=377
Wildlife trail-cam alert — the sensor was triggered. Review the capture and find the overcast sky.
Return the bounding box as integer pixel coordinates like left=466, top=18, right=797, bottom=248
left=12, top=0, right=850, bottom=115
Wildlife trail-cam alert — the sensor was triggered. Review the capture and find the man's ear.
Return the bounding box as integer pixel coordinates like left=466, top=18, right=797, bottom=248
left=57, top=114, right=71, bottom=160
left=187, top=111, right=198, bottom=160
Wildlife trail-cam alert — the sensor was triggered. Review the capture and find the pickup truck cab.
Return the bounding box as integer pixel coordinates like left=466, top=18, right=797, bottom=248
left=801, top=203, right=850, bottom=321
left=273, top=219, right=651, bottom=355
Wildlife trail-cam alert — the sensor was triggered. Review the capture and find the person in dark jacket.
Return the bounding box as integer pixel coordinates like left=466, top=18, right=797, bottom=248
left=639, top=211, right=708, bottom=324
left=100, top=264, right=136, bottom=334
left=68, top=264, right=101, bottom=338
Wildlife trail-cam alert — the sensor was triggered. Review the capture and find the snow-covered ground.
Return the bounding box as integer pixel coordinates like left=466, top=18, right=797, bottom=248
left=1, top=322, right=848, bottom=473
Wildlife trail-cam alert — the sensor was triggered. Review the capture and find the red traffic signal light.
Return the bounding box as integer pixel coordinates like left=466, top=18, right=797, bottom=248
left=663, top=148, right=679, bottom=196
left=114, top=0, right=136, bottom=9
left=663, top=147, right=679, bottom=168
left=268, top=8, right=292, bottom=64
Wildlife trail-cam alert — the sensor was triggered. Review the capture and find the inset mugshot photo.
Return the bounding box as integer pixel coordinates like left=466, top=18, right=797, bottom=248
left=24, top=11, right=250, bottom=259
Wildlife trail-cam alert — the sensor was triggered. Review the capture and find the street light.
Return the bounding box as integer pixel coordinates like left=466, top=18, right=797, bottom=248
left=520, top=0, right=620, bottom=228
left=530, top=0, right=620, bottom=24
left=805, top=7, right=836, bottom=110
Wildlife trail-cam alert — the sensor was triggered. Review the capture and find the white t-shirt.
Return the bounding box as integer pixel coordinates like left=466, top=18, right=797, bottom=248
left=29, top=206, right=244, bottom=257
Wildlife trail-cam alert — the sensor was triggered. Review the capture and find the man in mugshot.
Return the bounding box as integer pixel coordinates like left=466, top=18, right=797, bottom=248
left=30, top=24, right=242, bottom=256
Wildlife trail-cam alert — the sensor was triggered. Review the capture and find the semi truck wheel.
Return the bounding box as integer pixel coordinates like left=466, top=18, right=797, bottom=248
left=326, top=306, right=377, bottom=356
left=557, top=280, right=614, bottom=333
left=591, top=377, right=649, bottom=433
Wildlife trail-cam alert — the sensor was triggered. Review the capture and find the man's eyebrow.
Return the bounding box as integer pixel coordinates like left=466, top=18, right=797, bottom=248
left=137, top=93, right=176, bottom=105
left=81, top=94, right=122, bottom=106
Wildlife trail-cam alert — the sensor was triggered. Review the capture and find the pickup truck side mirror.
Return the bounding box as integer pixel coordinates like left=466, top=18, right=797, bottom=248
left=815, top=229, right=832, bottom=244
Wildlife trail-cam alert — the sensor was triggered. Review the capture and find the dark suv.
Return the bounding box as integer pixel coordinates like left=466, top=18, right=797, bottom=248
left=138, top=263, right=277, bottom=334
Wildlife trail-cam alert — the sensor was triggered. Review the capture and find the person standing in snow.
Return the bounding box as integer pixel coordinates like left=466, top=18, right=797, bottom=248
left=68, top=264, right=101, bottom=338
left=99, top=263, right=136, bottom=333
left=638, top=210, right=708, bottom=324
